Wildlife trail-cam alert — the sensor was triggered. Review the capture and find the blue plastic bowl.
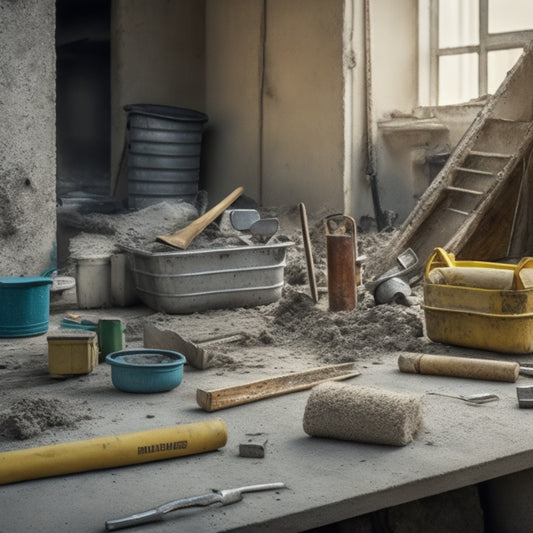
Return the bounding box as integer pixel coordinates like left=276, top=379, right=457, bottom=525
left=0, top=276, right=53, bottom=337
left=106, top=349, right=186, bottom=393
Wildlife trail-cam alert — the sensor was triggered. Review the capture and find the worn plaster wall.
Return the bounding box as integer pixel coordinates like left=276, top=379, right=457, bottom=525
left=110, top=0, right=206, bottom=198
left=110, top=0, right=418, bottom=218
left=341, top=0, right=420, bottom=225
left=204, top=0, right=418, bottom=217
left=0, top=0, right=57, bottom=276
left=371, top=0, right=419, bottom=223
left=260, top=0, right=344, bottom=210
left=111, top=0, right=345, bottom=211
left=204, top=0, right=345, bottom=211
left=204, top=0, right=263, bottom=203
left=344, top=0, right=373, bottom=222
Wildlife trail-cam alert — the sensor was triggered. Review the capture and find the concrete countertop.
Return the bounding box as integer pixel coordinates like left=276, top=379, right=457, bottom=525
left=2, top=320, right=533, bottom=533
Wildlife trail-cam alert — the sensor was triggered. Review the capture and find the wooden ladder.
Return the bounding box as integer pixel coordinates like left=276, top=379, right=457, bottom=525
left=378, top=42, right=533, bottom=279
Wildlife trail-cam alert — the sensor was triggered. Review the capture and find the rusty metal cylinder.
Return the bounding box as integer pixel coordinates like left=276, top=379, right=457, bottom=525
left=326, top=233, right=357, bottom=311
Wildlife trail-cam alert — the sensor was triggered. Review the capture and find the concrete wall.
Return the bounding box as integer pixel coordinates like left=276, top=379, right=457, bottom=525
left=371, top=0, right=419, bottom=223
left=0, top=0, right=57, bottom=276
left=204, top=0, right=345, bottom=211
left=110, top=0, right=206, bottom=197
left=111, top=0, right=345, bottom=211
left=260, top=0, right=344, bottom=210
left=204, top=0, right=264, bottom=202
left=109, top=0, right=420, bottom=219
left=343, top=0, right=420, bottom=224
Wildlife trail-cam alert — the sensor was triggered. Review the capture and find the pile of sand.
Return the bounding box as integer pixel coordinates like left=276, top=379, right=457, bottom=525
left=269, top=285, right=427, bottom=363
left=62, top=201, right=430, bottom=367
left=0, top=398, right=90, bottom=440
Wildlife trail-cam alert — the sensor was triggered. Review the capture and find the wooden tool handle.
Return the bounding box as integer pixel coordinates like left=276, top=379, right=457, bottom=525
left=157, top=187, right=244, bottom=249
left=398, top=353, right=519, bottom=382
left=298, top=203, right=318, bottom=303
left=196, top=362, right=359, bottom=411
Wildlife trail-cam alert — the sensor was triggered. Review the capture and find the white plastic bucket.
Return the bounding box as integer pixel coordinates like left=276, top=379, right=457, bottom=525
left=76, top=256, right=111, bottom=309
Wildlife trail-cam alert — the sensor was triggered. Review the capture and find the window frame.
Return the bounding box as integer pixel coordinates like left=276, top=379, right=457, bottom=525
left=428, top=0, right=533, bottom=105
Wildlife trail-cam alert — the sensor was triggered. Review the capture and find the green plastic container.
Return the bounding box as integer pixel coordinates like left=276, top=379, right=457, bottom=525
left=0, top=276, right=53, bottom=337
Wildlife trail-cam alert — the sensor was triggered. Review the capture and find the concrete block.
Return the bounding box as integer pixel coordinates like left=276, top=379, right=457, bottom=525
left=239, top=435, right=268, bottom=458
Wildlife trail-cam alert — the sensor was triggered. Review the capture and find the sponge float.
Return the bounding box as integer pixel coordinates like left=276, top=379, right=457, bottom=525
left=303, top=382, right=422, bottom=446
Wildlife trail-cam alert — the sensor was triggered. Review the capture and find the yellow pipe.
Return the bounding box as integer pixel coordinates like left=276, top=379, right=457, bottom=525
left=0, top=419, right=227, bottom=485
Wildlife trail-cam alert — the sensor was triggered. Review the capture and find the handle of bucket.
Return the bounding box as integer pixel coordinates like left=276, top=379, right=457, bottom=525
left=424, top=247, right=455, bottom=279
left=40, top=267, right=56, bottom=279
left=513, top=257, right=533, bottom=290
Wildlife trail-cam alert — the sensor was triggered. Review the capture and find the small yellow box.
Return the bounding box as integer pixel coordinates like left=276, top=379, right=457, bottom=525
left=47, top=330, right=98, bottom=378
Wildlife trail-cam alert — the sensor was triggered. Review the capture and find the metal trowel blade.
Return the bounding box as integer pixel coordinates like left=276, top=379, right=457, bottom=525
left=229, top=209, right=261, bottom=231
left=250, top=218, right=279, bottom=242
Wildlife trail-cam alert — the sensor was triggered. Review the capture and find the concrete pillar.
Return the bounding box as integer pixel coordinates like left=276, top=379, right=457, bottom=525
left=0, top=0, right=57, bottom=275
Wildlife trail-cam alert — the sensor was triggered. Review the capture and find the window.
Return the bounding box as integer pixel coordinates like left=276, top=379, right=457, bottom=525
left=420, top=0, right=533, bottom=106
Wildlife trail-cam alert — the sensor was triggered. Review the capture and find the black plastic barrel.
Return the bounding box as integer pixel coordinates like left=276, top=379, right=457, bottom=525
left=124, top=104, right=208, bottom=209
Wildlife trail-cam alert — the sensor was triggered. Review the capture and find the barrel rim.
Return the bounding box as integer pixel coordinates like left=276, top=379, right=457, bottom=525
left=124, top=104, right=208, bottom=123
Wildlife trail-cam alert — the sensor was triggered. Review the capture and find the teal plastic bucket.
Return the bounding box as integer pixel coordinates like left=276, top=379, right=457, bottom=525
left=106, top=349, right=186, bottom=393
left=0, top=276, right=53, bottom=337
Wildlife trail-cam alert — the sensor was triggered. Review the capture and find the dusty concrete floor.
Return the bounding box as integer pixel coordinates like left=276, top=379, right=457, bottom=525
left=2, top=285, right=533, bottom=532
left=1, top=208, right=533, bottom=531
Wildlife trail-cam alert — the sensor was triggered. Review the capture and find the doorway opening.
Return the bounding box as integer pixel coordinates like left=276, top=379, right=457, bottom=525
left=55, top=0, right=111, bottom=197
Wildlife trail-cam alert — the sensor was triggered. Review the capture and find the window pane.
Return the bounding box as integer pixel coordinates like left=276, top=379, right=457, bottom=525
left=439, top=0, right=479, bottom=48
left=487, top=48, right=523, bottom=93
left=489, top=0, right=533, bottom=33
left=439, top=53, right=479, bottom=105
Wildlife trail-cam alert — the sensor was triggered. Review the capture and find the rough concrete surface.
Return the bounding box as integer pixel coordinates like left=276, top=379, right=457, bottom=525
left=1, top=207, right=533, bottom=532
left=1, top=302, right=532, bottom=532
left=0, top=0, right=57, bottom=276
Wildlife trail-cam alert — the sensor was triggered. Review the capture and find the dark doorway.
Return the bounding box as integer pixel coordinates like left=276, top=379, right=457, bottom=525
left=56, top=0, right=111, bottom=197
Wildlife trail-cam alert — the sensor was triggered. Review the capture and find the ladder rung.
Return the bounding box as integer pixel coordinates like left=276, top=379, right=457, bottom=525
left=446, top=186, right=483, bottom=196
left=456, top=167, right=494, bottom=176
left=445, top=207, right=470, bottom=216
left=469, top=150, right=512, bottom=159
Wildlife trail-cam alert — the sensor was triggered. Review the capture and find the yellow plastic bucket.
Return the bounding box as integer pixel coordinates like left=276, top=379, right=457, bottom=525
left=423, top=248, right=533, bottom=353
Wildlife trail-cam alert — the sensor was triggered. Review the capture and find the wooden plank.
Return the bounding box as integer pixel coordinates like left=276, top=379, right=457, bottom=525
left=469, top=150, right=512, bottom=159
left=455, top=167, right=494, bottom=176
left=445, top=207, right=470, bottom=216
left=196, top=363, right=360, bottom=412
left=446, top=186, right=483, bottom=195
left=298, top=202, right=318, bottom=303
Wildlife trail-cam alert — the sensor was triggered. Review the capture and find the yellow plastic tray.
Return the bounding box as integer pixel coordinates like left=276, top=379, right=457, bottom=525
left=423, top=248, right=533, bottom=354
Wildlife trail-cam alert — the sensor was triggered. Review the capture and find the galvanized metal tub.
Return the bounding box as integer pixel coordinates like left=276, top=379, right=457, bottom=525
left=122, top=241, right=293, bottom=313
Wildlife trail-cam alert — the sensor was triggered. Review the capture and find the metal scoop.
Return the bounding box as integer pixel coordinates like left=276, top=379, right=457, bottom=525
left=427, top=392, right=499, bottom=404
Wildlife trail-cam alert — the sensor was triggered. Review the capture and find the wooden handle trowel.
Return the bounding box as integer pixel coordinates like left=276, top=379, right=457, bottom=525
left=156, top=187, right=244, bottom=249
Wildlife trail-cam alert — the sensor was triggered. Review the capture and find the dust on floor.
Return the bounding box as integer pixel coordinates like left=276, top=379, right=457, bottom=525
left=1, top=202, right=445, bottom=442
